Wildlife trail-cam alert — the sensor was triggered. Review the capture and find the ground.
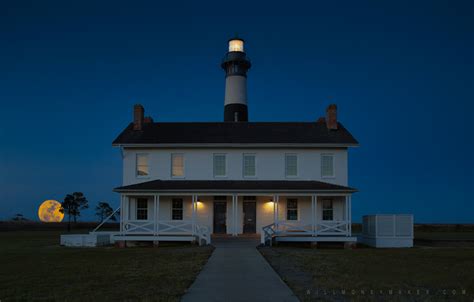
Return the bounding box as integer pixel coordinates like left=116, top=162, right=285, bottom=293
left=0, top=230, right=213, bottom=301
left=260, top=231, right=474, bottom=302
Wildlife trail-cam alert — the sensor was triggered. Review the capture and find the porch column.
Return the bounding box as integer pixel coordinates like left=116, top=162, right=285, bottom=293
left=192, top=195, right=196, bottom=235
left=120, top=194, right=124, bottom=234
left=348, top=195, right=352, bottom=236
left=314, top=195, right=318, bottom=236
left=311, top=195, right=315, bottom=236
left=273, top=195, right=277, bottom=223
left=274, top=195, right=280, bottom=228
left=345, top=195, right=349, bottom=236
left=232, top=194, right=237, bottom=236
left=154, top=194, right=160, bottom=235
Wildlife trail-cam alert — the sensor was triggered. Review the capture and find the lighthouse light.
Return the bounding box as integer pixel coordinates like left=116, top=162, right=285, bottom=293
left=228, top=39, right=244, bottom=52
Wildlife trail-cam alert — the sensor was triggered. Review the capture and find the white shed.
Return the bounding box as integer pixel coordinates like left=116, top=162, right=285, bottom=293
left=361, top=214, right=413, bottom=248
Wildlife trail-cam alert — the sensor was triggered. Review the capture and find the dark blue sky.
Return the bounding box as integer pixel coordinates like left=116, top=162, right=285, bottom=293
left=1, top=0, right=473, bottom=222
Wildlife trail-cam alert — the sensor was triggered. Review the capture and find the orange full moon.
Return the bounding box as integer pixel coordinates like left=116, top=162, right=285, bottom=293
left=38, top=200, right=64, bottom=222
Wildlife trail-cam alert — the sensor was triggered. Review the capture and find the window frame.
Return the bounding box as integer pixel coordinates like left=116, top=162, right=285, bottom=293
left=321, top=153, right=335, bottom=178
left=242, top=153, right=257, bottom=178
left=286, top=198, right=298, bottom=221
left=171, top=153, right=185, bottom=178
left=135, top=153, right=150, bottom=178
left=213, top=153, right=227, bottom=178
left=171, top=198, right=184, bottom=220
left=322, top=199, right=334, bottom=221
left=136, top=198, right=148, bottom=220
left=285, top=153, right=298, bottom=178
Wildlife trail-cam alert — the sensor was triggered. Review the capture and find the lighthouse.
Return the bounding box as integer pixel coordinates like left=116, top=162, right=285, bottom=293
left=221, top=38, right=251, bottom=122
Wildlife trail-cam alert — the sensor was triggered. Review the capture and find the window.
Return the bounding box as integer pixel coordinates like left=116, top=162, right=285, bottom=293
left=171, top=154, right=184, bottom=178
left=136, top=154, right=149, bottom=177
left=286, top=199, right=298, bottom=220
left=136, top=198, right=148, bottom=220
left=321, top=154, right=335, bottom=178
left=243, top=154, right=256, bottom=177
left=285, top=154, right=298, bottom=177
left=172, top=198, right=183, bottom=220
left=322, top=199, right=333, bottom=221
left=213, top=154, right=226, bottom=177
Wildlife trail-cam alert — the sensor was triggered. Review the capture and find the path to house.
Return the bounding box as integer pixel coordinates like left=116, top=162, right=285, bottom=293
left=181, top=236, right=299, bottom=302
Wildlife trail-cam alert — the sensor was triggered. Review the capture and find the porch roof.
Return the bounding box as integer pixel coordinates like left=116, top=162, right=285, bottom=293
left=114, top=180, right=357, bottom=193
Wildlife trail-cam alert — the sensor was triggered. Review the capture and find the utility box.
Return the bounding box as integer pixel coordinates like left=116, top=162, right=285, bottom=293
left=361, top=214, right=413, bottom=248
left=60, top=233, right=110, bottom=247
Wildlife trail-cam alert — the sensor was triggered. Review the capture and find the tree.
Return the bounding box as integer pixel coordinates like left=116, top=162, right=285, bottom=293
left=60, top=192, right=89, bottom=231
left=95, top=202, right=117, bottom=222
left=12, top=213, right=28, bottom=221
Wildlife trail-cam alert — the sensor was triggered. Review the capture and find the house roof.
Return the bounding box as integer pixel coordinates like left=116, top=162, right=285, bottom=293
left=112, top=122, right=359, bottom=146
left=114, top=180, right=357, bottom=193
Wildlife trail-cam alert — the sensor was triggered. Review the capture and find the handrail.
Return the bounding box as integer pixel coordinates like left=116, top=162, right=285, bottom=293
left=261, top=223, right=276, bottom=246
left=91, top=207, right=120, bottom=233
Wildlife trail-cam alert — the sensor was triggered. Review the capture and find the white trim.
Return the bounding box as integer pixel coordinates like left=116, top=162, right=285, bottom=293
left=117, top=191, right=354, bottom=195
left=113, top=143, right=359, bottom=148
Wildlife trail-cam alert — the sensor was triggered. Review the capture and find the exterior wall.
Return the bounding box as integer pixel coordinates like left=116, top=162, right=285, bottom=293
left=122, top=148, right=348, bottom=186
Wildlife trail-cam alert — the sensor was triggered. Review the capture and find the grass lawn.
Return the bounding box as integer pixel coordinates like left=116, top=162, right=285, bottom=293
left=0, top=230, right=213, bottom=301
left=260, top=245, right=474, bottom=301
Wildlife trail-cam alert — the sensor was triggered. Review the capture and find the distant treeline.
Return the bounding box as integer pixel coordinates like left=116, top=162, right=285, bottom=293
left=0, top=221, right=119, bottom=232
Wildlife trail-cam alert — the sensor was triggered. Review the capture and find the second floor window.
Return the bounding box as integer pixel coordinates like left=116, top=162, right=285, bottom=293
left=287, top=199, right=298, bottom=220
left=172, top=198, right=183, bottom=220
left=285, top=154, right=298, bottom=177
left=136, top=154, right=149, bottom=177
left=213, top=154, right=226, bottom=177
left=322, top=199, right=334, bottom=220
left=171, top=154, right=184, bottom=177
left=321, top=154, right=335, bottom=178
left=243, top=154, right=256, bottom=177
left=136, top=198, right=148, bottom=220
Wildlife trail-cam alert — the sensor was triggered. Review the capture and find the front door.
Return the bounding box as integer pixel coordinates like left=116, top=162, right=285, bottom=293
left=243, top=201, right=256, bottom=234
left=213, top=202, right=227, bottom=234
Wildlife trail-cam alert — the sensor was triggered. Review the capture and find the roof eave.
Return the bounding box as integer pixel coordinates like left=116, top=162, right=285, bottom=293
left=112, top=143, right=360, bottom=148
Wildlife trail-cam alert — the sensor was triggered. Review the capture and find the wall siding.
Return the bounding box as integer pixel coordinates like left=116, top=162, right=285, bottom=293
left=122, top=148, right=348, bottom=186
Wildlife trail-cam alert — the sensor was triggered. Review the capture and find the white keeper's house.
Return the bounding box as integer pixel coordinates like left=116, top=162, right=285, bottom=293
left=112, top=38, right=359, bottom=246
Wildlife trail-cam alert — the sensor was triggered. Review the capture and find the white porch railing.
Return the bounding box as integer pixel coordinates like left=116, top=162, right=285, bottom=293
left=121, top=220, right=211, bottom=245
left=261, top=220, right=350, bottom=245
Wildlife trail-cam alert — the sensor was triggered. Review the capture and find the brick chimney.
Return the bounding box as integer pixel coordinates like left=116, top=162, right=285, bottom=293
left=133, top=104, right=144, bottom=131
left=325, top=104, right=338, bottom=130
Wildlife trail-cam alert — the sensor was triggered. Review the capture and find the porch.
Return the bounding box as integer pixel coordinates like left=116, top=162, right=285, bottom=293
left=112, top=192, right=355, bottom=246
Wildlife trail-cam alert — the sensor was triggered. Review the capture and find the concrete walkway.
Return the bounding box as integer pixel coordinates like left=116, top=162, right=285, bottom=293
left=182, top=236, right=299, bottom=302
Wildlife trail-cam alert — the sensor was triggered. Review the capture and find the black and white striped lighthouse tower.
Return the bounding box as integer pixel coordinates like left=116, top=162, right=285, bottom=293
left=221, top=37, right=251, bottom=122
